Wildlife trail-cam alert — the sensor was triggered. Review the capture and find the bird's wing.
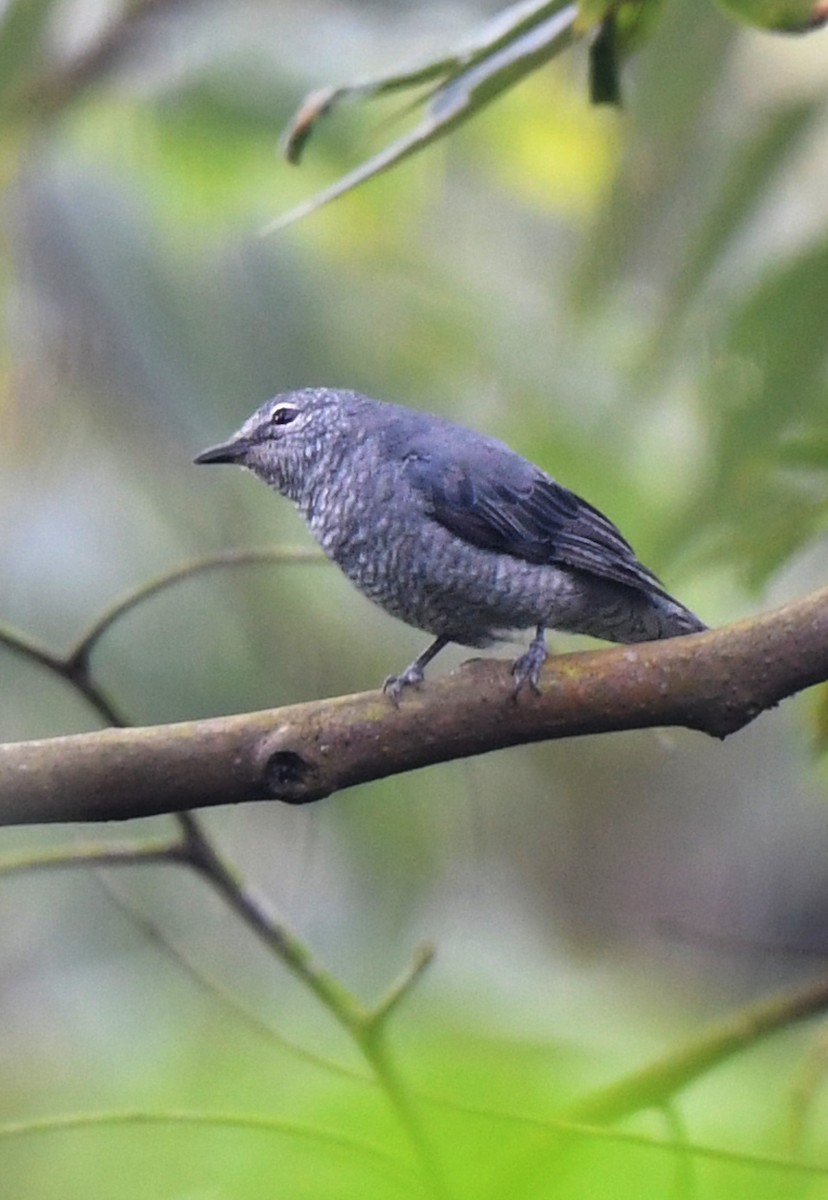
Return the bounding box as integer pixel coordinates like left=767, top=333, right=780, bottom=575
left=402, top=434, right=667, bottom=597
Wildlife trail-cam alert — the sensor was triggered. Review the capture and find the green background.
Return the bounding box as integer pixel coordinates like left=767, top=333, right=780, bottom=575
left=1, top=1, right=827, bottom=1195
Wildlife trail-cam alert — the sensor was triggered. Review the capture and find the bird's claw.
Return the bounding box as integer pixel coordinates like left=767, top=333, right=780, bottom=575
left=383, top=664, right=424, bottom=706
left=511, top=641, right=547, bottom=697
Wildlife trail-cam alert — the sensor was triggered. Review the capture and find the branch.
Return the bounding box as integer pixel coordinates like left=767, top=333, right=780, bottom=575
left=564, top=972, right=828, bottom=1127
left=0, top=549, right=323, bottom=729
left=511, top=1115, right=828, bottom=1181
left=0, top=813, right=440, bottom=1183
left=90, top=870, right=370, bottom=1084
left=495, top=970, right=828, bottom=1193
left=1, top=587, right=827, bottom=826
left=0, top=1109, right=412, bottom=1183
left=66, top=548, right=325, bottom=673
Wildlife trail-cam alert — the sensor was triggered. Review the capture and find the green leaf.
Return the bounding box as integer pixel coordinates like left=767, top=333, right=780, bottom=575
left=269, top=0, right=581, bottom=231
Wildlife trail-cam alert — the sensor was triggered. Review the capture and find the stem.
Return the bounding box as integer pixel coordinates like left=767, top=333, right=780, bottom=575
left=358, top=1026, right=449, bottom=1200
left=178, top=810, right=446, bottom=1195
left=67, top=548, right=325, bottom=673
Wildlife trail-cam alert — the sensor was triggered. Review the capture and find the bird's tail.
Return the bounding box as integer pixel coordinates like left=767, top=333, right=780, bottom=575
left=645, top=591, right=707, bottom=640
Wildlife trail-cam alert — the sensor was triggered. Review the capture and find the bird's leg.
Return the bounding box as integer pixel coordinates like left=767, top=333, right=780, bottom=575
left=511, top=624, right=547, bottom=696
left=383, top=636, right=450, bottom=704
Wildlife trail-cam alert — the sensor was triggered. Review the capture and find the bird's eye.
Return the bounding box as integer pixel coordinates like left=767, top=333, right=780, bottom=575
left=270, top=404, right=299, bottom=427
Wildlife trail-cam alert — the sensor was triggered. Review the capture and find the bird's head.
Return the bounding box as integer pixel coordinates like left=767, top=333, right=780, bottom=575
left=194, top=388, right=359, bottom=495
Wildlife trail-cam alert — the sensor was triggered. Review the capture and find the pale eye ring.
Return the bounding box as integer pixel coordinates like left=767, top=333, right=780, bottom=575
left=270, top=404, right=299, bottom=427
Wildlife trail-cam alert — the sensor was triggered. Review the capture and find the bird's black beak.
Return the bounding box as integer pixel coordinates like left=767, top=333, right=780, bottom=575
left=194, top=437, right=250, bottom=465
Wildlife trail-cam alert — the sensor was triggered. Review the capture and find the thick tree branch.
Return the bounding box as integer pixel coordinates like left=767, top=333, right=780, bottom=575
left=1, top=587, right=827, bottom=826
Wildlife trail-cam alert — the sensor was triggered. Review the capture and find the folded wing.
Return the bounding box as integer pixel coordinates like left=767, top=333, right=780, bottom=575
left=402, top=434, right=669, bottom=598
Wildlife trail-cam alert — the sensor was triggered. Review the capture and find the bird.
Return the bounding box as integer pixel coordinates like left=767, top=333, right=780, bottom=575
left=195, top=388, right=706, bottom=699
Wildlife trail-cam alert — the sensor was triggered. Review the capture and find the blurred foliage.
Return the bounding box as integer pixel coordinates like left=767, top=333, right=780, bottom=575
left=714, top=0, right=828, bottom=30
left=1, top=0, right=828, bottom=1196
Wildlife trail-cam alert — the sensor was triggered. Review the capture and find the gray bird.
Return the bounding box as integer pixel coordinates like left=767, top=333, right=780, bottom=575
left=195, top=388, right=706, bottom=698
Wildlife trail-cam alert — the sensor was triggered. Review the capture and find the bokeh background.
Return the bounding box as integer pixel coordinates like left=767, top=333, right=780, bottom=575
left=1, top=1, right=828, bottom=1196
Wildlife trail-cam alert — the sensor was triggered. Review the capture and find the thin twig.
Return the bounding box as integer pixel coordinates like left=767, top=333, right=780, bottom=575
left=0, top=1108, right=415, bottom=1187
left=1, top=549, right=325, bottom=726
left=515, top=1115, right=828, bottom=1180
left=787, top=1031, right=828, bottom=1156
left=367, top=943, right=436, bottom=1030
left=0, top=619, right=125, bottom=727
left=176, top=812, right=370, bottom=1026
left=564, top=973, right=828, bottom=1126
left=67, top=548, right=325, bottom=673
left=356, top=1029, right=449, bottom=1200
left=0, top=624, right=66, bottom=676
left=175, top=811, right=447, bottom=1196
left=93, top=870, right=370, bottom=1085
left=0, top=557, right=440, bottom=1191
left=0, top=839, right=183, bottom=875
left=486, top=969, right=828, bottom=1196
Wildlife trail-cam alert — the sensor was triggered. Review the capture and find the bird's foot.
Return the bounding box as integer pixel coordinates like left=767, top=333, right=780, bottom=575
left=382, top=637, right=449, bottom=705
left=511, top=631, right=547, bottom=697
left=383, top=662, right=424, bottom=706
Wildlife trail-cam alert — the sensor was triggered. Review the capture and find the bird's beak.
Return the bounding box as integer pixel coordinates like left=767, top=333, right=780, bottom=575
left=194, top=436, right=251, bottom=465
